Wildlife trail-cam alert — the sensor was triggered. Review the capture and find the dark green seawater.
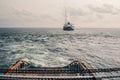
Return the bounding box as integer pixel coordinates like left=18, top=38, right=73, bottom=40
left=0, top=28, right=120, bottom=76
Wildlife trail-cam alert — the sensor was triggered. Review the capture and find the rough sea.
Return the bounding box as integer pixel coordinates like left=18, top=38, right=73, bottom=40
left=0, top=28, right=120, bottom=79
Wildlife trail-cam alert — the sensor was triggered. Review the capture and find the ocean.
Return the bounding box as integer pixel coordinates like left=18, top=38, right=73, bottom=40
left=0, top=28, right=120, bottom=78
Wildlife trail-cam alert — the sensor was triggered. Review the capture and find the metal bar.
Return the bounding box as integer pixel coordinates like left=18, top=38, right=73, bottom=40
left=0, top=67, right=120, bottom=74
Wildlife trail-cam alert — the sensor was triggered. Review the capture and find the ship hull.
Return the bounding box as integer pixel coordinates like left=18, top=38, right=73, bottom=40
left=63, top=27, right=74, bottom=31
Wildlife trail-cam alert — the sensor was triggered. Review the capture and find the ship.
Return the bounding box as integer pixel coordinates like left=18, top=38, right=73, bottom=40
left=63, top=8, right=74, bottom=31
left=0, top=59, right=102, bottom=80
left=63, top=22, right=74, bottom=31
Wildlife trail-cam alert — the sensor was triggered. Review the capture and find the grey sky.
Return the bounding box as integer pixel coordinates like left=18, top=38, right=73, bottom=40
left=0, top=0, right=120, bottom=28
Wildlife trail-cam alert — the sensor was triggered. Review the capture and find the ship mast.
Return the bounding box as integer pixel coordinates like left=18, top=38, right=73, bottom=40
left=65, top=7, right=67, bottom=24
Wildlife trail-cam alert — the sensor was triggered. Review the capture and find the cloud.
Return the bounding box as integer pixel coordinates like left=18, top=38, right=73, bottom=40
left=1, top=1, right=120, bottom=28
left=69, top=4, right=120, bottom=18
left=67, top=4, right=120, bottom=23
left=40, top=14, right=59, bottom=22
left=10, top=8, right=41, bottom=22
left=0, top=8, right=41, bottom=27
left=69, top=8, right=89, bottom=17
left=87, top=4, right=120, bottom=15
left=0, top=7, right=59, bottom=27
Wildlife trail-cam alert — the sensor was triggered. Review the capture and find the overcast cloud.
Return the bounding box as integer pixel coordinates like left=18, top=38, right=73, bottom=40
left=0, top=0, right=120, bottom=28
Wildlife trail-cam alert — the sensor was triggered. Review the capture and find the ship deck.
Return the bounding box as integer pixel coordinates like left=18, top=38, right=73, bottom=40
left=0, top=75, right=102, bottom=80
left=4, top=60, right=94, bottom=76
left=0, top=59, right=106, bottom=80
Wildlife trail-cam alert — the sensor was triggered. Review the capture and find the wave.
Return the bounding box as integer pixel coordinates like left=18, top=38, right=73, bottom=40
left=0, top=30, right=120, bottom=77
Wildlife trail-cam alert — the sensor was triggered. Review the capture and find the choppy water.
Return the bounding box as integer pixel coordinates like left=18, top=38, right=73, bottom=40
left=0, top=28, right=120, bottom=78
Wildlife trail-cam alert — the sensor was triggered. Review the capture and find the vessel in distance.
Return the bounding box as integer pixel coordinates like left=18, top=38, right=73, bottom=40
left=63, top=7, right=74, bottom=31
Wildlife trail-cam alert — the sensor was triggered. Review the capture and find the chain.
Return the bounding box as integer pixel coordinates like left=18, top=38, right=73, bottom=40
left=102, top=75, right=120, bottom=79
left=0, top=67, right=120, bottom=79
